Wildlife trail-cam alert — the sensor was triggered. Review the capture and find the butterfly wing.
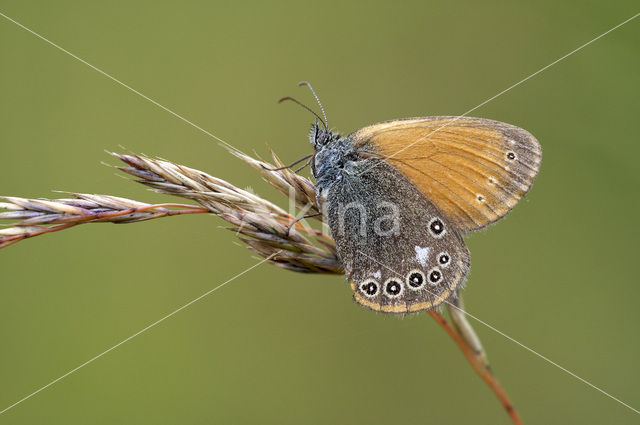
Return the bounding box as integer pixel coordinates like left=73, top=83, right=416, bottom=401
left=323, top=159, right=470, bottom=313
left=351, top=117, right=541, bottom=232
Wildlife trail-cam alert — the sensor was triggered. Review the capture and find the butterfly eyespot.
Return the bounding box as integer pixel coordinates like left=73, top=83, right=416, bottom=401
left=438, top=253, right=450, bottom=267
left=428, top=218, right=446, bottom=238
left=506, top=151, right=517, bottom=161
left=476, top=194, right=485, bottom=203
left=406, top=270, right=425, bottom=290
left=488, top=176, right=497, bottom=185
left=359, top=280, right=379, bottom=298
left=427, top=267, right=442, bottom=286
left=384, top=278, right=404, bottom=297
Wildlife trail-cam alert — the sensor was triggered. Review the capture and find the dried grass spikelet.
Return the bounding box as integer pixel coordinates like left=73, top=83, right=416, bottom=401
left=113, top=151, right=339, bottom=274
left=0, top=151, right=340, bottom=274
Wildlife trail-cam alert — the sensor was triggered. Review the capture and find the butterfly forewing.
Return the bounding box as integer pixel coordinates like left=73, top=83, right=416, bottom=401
left=324, top=160, right=470, bottom=313
left=351, top=117, right=542, bottom=232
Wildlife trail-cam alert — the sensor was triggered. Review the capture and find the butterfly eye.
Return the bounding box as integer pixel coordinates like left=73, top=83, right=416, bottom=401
left=438, top=252, right=450, bottom=267
left=359, top=280, right=379, bottom=298
left=427, top=267, right=443, bottom=286
left=406, top=270, right=425, bottom=290
left=428, top=217, right=446, bottom=238
left=506, top=151, right=517, bottom=161
left=384, top=278, right=404, bottom=297
left=345, top=152, right=358, bottom=161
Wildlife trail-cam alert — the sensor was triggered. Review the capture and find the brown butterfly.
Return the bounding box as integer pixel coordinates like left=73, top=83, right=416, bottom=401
left=287, top=83, right=541, bottom=313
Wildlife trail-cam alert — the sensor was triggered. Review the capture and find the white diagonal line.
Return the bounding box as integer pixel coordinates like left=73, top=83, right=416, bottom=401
left=0, top=254, right=276, bottom=416
left=360, top=12, right=640, bottom=174
left=0, top=11, right=244, bottom=155
left=357, top=250, right=640, bottom=414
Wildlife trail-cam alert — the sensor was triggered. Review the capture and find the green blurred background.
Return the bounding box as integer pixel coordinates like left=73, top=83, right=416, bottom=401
left=1, top=1, right=638, bottom=424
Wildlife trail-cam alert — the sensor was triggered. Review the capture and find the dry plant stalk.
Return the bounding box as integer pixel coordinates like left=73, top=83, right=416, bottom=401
left=0, top=149, right=522, bottom=424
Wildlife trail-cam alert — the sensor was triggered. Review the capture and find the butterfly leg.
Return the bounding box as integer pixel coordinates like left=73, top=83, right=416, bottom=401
left=261, top=154, right=312, bottom=171
left=285, top=212, right=322, bottom=237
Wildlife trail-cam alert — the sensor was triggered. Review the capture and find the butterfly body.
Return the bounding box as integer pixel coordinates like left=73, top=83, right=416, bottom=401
left=310, top=116, right=541, bottom=314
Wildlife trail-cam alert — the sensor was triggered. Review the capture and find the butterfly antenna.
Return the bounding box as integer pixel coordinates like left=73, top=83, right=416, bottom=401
left=298, top=81, right=328, bottom=131
left=278, top=96, right=326, bottom=129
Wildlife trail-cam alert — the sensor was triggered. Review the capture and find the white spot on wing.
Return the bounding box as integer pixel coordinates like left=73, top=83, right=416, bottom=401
left=373, top=270, right=381, bottom=279
left=414, top=246, right=430, bottom=267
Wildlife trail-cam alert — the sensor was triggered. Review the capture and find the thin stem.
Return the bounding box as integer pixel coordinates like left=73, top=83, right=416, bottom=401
left=0, top=224, right=76, bottom=249
left=428, top=310, right=524, bottom=425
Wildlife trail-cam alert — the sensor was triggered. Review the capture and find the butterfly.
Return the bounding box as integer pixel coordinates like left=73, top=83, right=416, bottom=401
left=285, top=83, right=541, bottom=314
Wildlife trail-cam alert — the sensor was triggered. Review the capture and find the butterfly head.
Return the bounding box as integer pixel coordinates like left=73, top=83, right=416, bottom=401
left=279, top=82, right=338, bottom=149
left=309, top=120, right=340, bottom=149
